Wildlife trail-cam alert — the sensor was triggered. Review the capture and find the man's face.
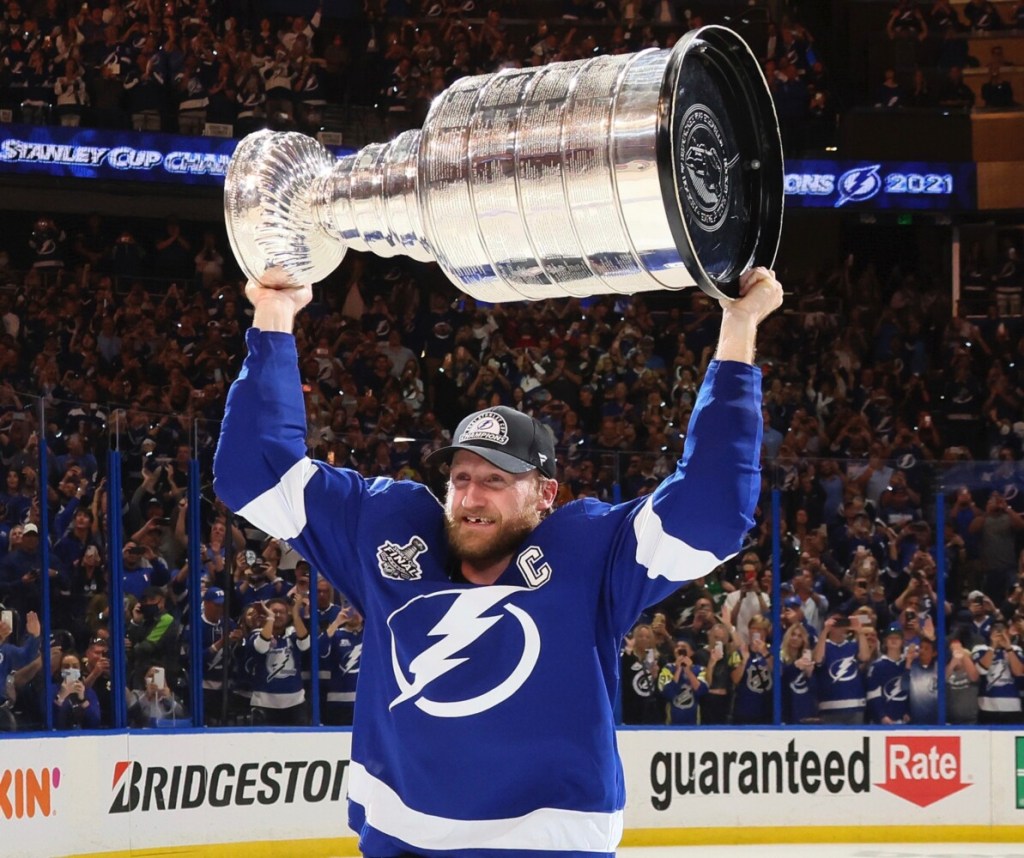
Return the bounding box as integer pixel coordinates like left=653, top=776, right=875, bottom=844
left=270, top=602, right=289, bottom=631
left=86, top=639, right=109, bottom=669
left=693, top=600, right=713, bottom=623
left=632, top=626, right=653, bottom=652
left=444, top=451, right=549, bottom=568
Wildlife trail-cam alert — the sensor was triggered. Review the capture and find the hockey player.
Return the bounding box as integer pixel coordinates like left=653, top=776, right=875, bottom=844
left=213, top=267, right=782, bottom=856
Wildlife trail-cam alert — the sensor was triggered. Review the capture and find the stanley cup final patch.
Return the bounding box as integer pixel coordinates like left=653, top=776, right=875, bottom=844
left=377, top=536, right=429, bottom=581
left=458, top=411, right=509, bottom=445
left=678, top=103, right=738, bottom=233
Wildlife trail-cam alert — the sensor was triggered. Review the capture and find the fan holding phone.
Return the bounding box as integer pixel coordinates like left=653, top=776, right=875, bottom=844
left=54, top=652, right=102, bottom=730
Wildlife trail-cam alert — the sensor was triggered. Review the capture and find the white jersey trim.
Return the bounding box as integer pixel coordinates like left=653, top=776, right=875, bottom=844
left=633, top=495, right=731, bottom=582
left=236, top=456, right=316, bottom=540
left=817, top=698, right=866, bottom=711
left=978, top=696, right=1023, bottom=712
left=348, top=762, right=623, bottom=852
left=250, top=689, right=305, bottom=709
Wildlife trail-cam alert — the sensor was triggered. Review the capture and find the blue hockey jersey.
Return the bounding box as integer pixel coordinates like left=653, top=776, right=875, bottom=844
left=865, top=655, right=908, bottom=723
left=213, top=329, right=762, bottom=857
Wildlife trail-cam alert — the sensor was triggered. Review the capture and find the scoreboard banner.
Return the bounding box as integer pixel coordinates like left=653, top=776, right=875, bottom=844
left=0, top=124, right=979, bottom=212
left=0, top=123, right=351, bottom=188
left=783, top=159, right=977, bottom=211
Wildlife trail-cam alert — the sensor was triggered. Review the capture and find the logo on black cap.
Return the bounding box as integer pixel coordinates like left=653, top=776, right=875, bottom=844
left=678, top=104, right=736, bottom=233
left=457, top=411, right=510, bottom=446
left=426, top=406, right=556, bottom=478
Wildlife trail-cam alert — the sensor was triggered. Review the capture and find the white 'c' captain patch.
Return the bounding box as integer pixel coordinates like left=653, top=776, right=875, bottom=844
left=458, top=411, right=509, bottom=445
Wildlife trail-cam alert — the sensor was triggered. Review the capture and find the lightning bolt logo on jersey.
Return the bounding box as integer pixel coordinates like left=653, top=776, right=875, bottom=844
left=213, top=330, right=764, bottom=858
left=388, top=587, right=540, bottom=718
left=818, top=639, right=867, bottom=713
left=829, top=655, right=860, bottom=683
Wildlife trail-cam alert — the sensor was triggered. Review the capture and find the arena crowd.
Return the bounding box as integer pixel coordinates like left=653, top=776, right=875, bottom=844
left=0, top=1, right=1022, bottom=732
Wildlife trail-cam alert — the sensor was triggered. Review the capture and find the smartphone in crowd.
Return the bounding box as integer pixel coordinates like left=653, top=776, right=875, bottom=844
left=151, top=667, right=166, bottom=689
left=62, top=668, right=80, bottom=684
left=1, top=610, right=12, bottom=629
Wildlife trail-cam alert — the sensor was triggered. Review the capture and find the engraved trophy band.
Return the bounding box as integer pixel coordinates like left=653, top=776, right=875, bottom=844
left=224, top=25, right=783, bottom=303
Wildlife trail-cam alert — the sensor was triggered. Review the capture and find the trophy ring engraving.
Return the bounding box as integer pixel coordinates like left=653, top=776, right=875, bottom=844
left=224, top=25, right=783, bottom=303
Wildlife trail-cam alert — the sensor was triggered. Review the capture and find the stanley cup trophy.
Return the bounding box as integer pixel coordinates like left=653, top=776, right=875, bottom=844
left=225, top=25, right=783, bottom=303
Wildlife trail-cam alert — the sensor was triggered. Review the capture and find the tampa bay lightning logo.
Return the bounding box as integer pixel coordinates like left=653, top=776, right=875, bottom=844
left=835, top=165, right=882, bottom=207
left=458, top=411, right=509, bottom=446
left=829, top=655, right=860, bottom=683
left=387, top=587, right=540, bottom=718
left=883, top=675, right=907, bottom=703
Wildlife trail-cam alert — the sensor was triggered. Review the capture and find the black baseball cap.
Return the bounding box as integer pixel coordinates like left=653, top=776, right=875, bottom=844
left=427, top=406, right=557, bottom=478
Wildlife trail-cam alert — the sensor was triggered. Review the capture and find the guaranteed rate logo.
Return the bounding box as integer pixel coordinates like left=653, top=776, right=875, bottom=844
left=650, top=738, right=870, bottom=809
left=109, top=759, right=348, bottom=813
left=0, top=767, right=61, bottom=820
left=875, top=736, right=970, bottom=807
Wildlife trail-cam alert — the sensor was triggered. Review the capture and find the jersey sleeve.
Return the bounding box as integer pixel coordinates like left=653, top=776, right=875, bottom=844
left=603, top=359, right=762, bottom=632
left=213, top=329, right=378, bottom=609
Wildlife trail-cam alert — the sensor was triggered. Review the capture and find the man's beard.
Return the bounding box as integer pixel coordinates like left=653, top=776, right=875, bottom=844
left=443, top=496, right=542, bottom=570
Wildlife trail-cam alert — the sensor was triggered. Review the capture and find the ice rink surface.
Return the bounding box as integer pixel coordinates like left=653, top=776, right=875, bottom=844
left=618, top=847, right=1024, bottom=858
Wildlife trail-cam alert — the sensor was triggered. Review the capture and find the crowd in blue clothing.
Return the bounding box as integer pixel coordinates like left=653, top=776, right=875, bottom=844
left=0, top=185, right=1022, bottom=731
left=0, top=0, right=845, bottom=155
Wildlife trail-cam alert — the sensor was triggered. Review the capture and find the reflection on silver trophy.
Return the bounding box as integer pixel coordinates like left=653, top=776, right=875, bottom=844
left=224, top=25, right=783, bottom=303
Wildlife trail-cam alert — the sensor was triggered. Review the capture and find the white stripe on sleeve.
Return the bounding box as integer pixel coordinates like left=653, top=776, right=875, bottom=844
left=348, top=762, right=623, bottom=852
left=632, top=495, right=733, bottom=582
left=236, top=457, right=316, bottom=540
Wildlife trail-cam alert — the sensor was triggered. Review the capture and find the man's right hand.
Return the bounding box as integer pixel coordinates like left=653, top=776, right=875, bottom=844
left=245, top=268, right=312, bottom=333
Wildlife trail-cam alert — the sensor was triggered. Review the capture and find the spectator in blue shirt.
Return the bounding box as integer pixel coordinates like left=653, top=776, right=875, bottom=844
left=249, top=596, right=311, bottom=726
left=866, top=623, right=909, bottom=724
left=780, top=622, right=819, bottom=723
left=0, top=610, right=40, bottom=710
left=658, top=636, right=706, bottom=725
left=974, top=621, right=1024, bottom=723
left=320, top=604, right=363, bottom=726
left=53, top=651, right=102, bottom=730
left=731, top=615, right=774, bottom=724
left=963, top=589, right=996, bottom=645
left=199, top=586, right=243, bottom=725
left=813, top=613, right=873, bottom=724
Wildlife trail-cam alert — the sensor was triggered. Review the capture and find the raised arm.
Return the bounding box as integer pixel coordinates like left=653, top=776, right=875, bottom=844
left=715, top=268, right=784, bottom=365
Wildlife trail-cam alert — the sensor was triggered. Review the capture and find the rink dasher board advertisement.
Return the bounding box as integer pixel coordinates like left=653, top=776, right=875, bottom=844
left=1, top=729, right=1021, bottom=858
left=619, top=729, right=999, bottom=829
left=0, top=730, right=357, bottom=858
